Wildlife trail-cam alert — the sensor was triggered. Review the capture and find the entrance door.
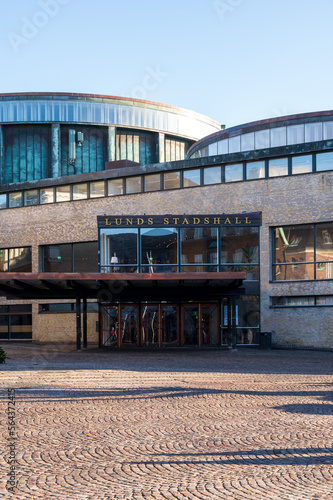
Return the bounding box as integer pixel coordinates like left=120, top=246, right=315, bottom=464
left=182, top=305, right=199, bottom=345
left=141, top=304, right=159, bottom=346
left=121, top=305, right=138, bottom=346
left=101, top=305, right=119, bottom=347
left=161, top=305, right=178, bottom=346
left=201, top=304, right=219, bottom=345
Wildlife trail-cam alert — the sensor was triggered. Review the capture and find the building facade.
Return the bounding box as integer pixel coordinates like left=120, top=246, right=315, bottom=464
left=0, top=93, right=332, bottom=349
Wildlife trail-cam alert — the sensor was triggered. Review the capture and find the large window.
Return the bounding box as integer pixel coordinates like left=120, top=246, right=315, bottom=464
left=273, top=222, right=333, bottom=280
left=0, top=247, right=32, bottom=272
left=220, top=227, right=259, bottom=280
left=0, top=305, right=32, bottom=340
left=181, top=228, right=217, bottom=272
left=99, top=228, right=138, bottom=273
left=41, top=242, right=98, bottom=272
left=141, top=228, right=177, bottom=272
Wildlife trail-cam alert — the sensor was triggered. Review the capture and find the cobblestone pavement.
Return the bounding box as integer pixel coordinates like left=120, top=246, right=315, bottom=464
left=0, top=344, right=333, bottom=499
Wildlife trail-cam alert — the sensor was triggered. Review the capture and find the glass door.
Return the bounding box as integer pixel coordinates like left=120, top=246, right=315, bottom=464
left=101, top=305, right=119, bottom=347
left=161, top=305, right=178, bottom=346
left=182, top=305, right=199, bottom=345
left=121, top=305, right=138, bottom=346
left=141, top=304, right=159, bottom=346
left=201, top=304, right=219, bottom=345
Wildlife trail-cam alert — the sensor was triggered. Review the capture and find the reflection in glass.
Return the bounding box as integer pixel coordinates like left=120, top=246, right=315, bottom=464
left=73, top=183, right=88, bottom=200
left=100, top=228, right=138, bottom=272
left=90, top=181, right=105, bottom=198
left=73, top=241, right=98, bottom=272
left=0, top=194, right=6, bottom=209
left=141, top=228, right=177, bottom=272
left=126, top=176, right=142, bottom=194
left=24, top=190, right=38, bottom=206
left=270, top=127, right=286, bottom=147
left=181, top=227, right=217, bottom=271
left=108, top=179, right=124, bottom=196
left=246, top=161, right=265, bottom=180
left=43, top=244, right=72, bottom=272
left=0, top=249, right=9, bottom=271
left=287, top=125, right=304, bottom=144
left=144, top=174, right=161, bottom=192
left=220, top=265, right=259, bottom=280
left=201, top=305, right=218, bottom=345
left=40, top=188, right=54, bottom=204
left=255, top=129, right=270, bottom=149
left=9, top=192, right=23, bottom=208
left=229, top=136, right=241, bottom=153
left=203, top=166, right=221, bottom=185
left=241, top=132, right=255, bottom=152
left=161, top=305, right=178, bottom=345
left=225, top=163, right=243, bottom=182
left=121, top=305, right=137, bottom=345
left=268, top=158, right=288, bottom=177
left=274, top=263, right=314, bottom=280
left=9, top=247, right=32, bottom=272
left=164, top=171, right=180, bottom=189
left=142, top=305, right=159, bottom=346
left=183, top=305, right=198, bottom=345
left=323, top=121, right=333, bottom=140
left=183, top=169, right=200, bottom=187
left=208, top=143, right=218, bottom=156
left=292, top=155, right=312, bottom=174
left=235, top=295, right=260, bottom=345
left=274, top=225, right=314, bottom=264
left=217, top=139, right=228, bottom=154
left=305, top=122, right=322, bottom=142
left=102, top=306, right=118, bottom=347
left=56, top=185, right=71, bottom=202
left=221, top=227, right=259, bottom=264
left=316, top=151, right=333, bottom=172
left=316, top=222, right=333, bottom=262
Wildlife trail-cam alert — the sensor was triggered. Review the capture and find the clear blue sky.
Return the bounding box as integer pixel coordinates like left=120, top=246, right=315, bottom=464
left=0, top=0, right=332, bottom=128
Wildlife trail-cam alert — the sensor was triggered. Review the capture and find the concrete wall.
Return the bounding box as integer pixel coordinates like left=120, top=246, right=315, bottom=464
left=0, top=169, right=332, bottom=348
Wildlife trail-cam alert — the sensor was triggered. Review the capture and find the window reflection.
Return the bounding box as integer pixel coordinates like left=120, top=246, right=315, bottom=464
left=268, top=158, right=288, bottom=177
left=108, top=179, right=124, bottom=196
left=246, top=161, right=265, bottom=180
left=183, top=169, right=200, bottom=187
left=316, top=151, right=333, bottom=172
left=225, top=163, right=243, bottom=183
left=100, top=228, right=138, bottom=272
left=9, top=192, right=23, bottom=208
left=221, top=227, right=259, bottom=265
left=181, top=227, right=217, bottom=271
left=203, top=166, right=221, bottom=185
left=164, top=171, right=180, bottom=189
left=141, top=228, right=177, bottom=272
left=144, top=174, right=161, bottom=192
left=292, top=155, right=312, bottom=174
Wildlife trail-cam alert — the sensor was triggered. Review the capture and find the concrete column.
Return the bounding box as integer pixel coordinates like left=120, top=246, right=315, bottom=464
left=158, top=132, right=165, bottom=163
left=51, top=124, right=60, bottom=178
left=108, top=126, right=116, bottom=162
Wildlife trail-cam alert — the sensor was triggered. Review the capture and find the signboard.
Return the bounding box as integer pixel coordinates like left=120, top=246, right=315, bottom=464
left=97, top=213, right=262, bottom=228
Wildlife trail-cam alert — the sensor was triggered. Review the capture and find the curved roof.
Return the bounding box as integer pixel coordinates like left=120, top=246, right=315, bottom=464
left=0, top=92, right=221, bottom=141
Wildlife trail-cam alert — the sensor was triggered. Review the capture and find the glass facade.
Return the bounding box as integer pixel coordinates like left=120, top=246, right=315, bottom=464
left=41, top=242, right=98, bottom=272
left=0, top=247, right=32, bottom=272
left=0, top=305, right=32, bottom=340
left=273, top=222, right=333, bottom=280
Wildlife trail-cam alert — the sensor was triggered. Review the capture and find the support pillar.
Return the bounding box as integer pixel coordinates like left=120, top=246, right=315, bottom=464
left=76, top=296, right=82, bottom=351
left=108, top=126, right=116, bottom=162
left=51, top=124, right=60, bottom=178
left=83, top=297, right=87, bottom=349
left=227, top=297, right=232, bottom=349
left=232, top=296, right=237, bottom=351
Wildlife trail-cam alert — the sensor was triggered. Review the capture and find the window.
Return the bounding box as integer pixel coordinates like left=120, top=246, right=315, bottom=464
left=24, top=190, right=39, bottom=206
left=270, top=127, right=286, bottom=147
left=56, top=185, right=71, bottom=202
left=0, top=247, right=32, bottom=272
left=165, top=137, right=188, bottom=161
left=225, top=163, right=243, bottom=183
left=272, top=222, right=333, bottom=281
left=99, top=228, right=138, bottom=273
left=9, top=192, right=23, bottom=208
left=203, top=166, right=221, bottom=185
left=246, top=161, right=265, bottom=180
left=271, top=296, right=333, bottom=307
left=90, top=181, right=105, bottom=198
left=220, top=227, right=259, bottom=280
left=0, top=194, right=7, bottom=209
left=126, top=176, right=142, bottom=194
left=181, top=227, right=217, bottom=272
left=108, top=179, right=124, bottom=196
left=183, top=169, right=201, bottom=187
left=141, top=227, right=177, bottom=272
left=268, top=158, right=288, bottom=177
left=41, top=242, right=98, bottom=272
left=39, top=303, right=98, bottom=313
left=73, top=183, right=88, bottom=200
left=144, top=174, right=161, bottom=192
left=164, top=171, right=180, bottom=189
left=316, top=151, right=333, bottom=172
left=0, top=304, right=32, bottom=340
left=40, top=188, right=54, bottom=204
left=292, top=155, right=312, bottom=175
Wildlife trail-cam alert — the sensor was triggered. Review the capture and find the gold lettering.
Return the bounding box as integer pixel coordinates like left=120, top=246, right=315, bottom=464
left=182, top=218, right=189, bottom=225
left=245, top=217, right=251, bottom=224
left=213, top=218, right=220, bottom=225
left=126, top=218, right=133, bottom=225
left=193, top=217, right=200, bottom=225
left=148, top=218, right=153, bottom=225
left=137, top=218, right=144, bottom=225
left=235, top=217, right=241, bottom=224
left=204, top=217, right=210, bottom=225
left=173, top=218, right=180, bottom=225
left=224, top=218, right=231, bottom=225
left=115, top=218, right=122, bottom=226
left=105, top=219, right=112, bottom=226
left=164, top=217, right=169, bottom=225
